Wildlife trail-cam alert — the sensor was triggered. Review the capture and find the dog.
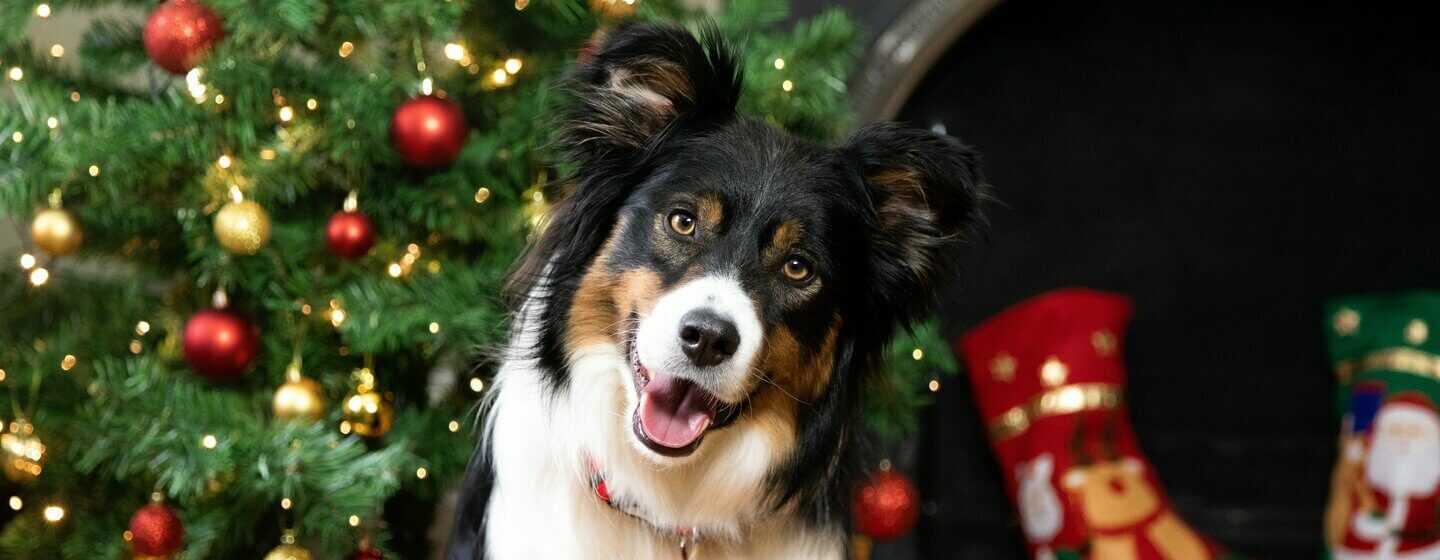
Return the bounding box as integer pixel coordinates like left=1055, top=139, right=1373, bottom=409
left=447, top=22, right=985, bottom=559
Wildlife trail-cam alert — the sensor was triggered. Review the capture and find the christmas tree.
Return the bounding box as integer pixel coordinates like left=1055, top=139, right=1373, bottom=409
left=0, top=0, right=952, bottom=557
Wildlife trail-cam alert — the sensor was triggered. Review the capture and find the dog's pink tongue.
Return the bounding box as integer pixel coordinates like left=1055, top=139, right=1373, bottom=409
left=639, top=372, right=715, bottom=449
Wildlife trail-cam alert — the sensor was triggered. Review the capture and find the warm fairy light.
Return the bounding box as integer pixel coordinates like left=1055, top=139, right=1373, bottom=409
left=259, top=148, right=276, bottom=160
left=417, top=61, right=427, bottom=72
left=214, top=94, right=225, bottom=104
left=339, top=420, right=353, bottom=434
left=129, top=340, right=142, bottom=354
left=49, top=44, right=64, bottom=58
left=429, top=322, right=441, bottom=334
left=491, top=69, right=509, bottom=85
left=329, top=308, right=346, bottom=327
left=280, top=498, right=292, bottom=509
left=46, top=117, right=58, bottom=129
left=300, top=303, right=312, bottom=315
left=515, top=0, right=529, bottom=10
left=469, top=378, right=485, bottom=393
left=35, top=3, right=51, bottom=17
left=136, top=321, right=151, bottom=335
left=338, top=41, right=355, bottom=57
left=278, top=106, right=294, bottom=122
left=774, top=58, right=786, bottom=70
left=124, top=530, right=133, bottom=541
left=43, top=506, right=64, bottom=522
left=781, top=80, right=794, bottom=92
left=201, top=434, right=217, bottom=449
left=448, top=420, right=460, bottom=432
left=912, top=348, right=924, bottom=361
left=387, top=262, right=403, bottom=277
left=444, top=43, right=466, bottom=61
left=348, top=515, right=360, bottom=527
left=60, top=355, right=76, bottom=371
left=217, top=154, right=232, bottom=169
left=7, top=497, right=19, bottom=511
left=427, top=260, right=441, bottom=273
left=19, top=254, right=36, bottom=270
left=11, top=131, right=23, bottom=143
left=7, top=67, right=22, bottom=81
left=306, top=98, right=318, bottom=110
left=416, top=467, right=429, bottom=479
left=474, top=187, right=491, bottom=204
left=928, top=379, right=941, bottom=392
left=421, top=77, right=434, bottom=95
left=185, top=68, right=208, bottom=101
left=70, top=91, right=80, bottom=102
left=0, top=369, right=6, bottom=381
left=29, top=268, right=49, bottom=286
left=504, top=58, right=522, bottom=74
left=88, top=165, right=99, bottom=177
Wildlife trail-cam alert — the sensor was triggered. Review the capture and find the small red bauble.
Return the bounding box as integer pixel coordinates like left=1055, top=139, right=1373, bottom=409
left=390, top=96, right=468, bottom=168
left=326, top=210, right=375, bottom=260
left=128, top=503, right=185, bottom=556
left=182, top=308, right=259, bottom=382
left=852, top=468, right=921, bottom=541
left=345, top=548, right=384, bottom=560
left=143, top=0, right=225, bottom=75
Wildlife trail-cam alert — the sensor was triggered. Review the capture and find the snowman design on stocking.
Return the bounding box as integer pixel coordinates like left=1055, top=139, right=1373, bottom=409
left=1017, top=453, right=1064, bottom=560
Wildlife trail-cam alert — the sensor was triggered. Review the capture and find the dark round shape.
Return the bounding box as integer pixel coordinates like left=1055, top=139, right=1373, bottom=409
left=326, top=210, right=376, bottom=260
left=182, top=308, right=259, bottom=382
left=668, top=211, right=696, bottom=236
left=782, top=257, right=812, bottom=282
left=852, top=469, right=920, bottom=541
left=143, top=0, right=225, bottom=75
left=129, top=503, right=185, bottom=556
left=390, top=96, right=468, bottom=168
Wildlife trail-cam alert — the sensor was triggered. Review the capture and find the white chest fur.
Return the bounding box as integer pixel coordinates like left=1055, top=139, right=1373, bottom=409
left=482, top=325, right=844, bottom=559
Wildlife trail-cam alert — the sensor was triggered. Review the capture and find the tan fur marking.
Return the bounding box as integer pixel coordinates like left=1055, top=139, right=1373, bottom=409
left=696, top=194, right=723, bottom=231
left=771, top=221, right=802, bottom=249
left=759, top=316, right=841, bottom=404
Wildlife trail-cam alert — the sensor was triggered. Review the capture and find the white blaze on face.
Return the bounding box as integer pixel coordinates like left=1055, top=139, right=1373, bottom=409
left=1366, top=402, right=1440, bottom=496
left=633, top=275, right=763, bottom=403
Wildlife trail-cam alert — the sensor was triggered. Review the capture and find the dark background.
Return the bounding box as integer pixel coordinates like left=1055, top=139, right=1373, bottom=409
left=792, top=0, right=1440, bottom=557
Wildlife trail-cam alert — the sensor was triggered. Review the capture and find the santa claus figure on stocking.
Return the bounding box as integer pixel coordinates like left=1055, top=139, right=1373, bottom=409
left=1337, top=393, right=1440, bottom=559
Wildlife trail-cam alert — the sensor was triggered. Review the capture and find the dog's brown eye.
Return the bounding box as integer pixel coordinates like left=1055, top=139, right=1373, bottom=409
left=668, top=211, right=697, bottom=236
left=782, top=257, right=813, bottom=282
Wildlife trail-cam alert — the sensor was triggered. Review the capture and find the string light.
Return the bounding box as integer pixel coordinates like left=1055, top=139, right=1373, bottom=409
left=280, top=498, right=292, bottom=509
left=448, top=420, right=460, bottom=432
left=217, top=154, right=232, bottom=169
left=474, top=187, right=491, bottom=204
left=491, top=69, right=509, bottom=85
left=348, top=515, right=360, bottom=527
left=46, top=117, right=58, bottom=129
left=781, top=80, right=794, bottom=92
left=444, top=43, right=466, bottom=61
left=387, top=263, right=403, bottom=277
left=70, top=91, right=79, bottom=102
left=49, top=44, right=64, bottom=58
left=420, top=77, right=433, bottom=95
left=278, top=106, right=294, bottom=122
left=35, top=3, right=51, bottom=17
left=136, top=321, right=151, bottom=335
left=60, top=354, right=76, bottom=371
left=429, top=322, right=441, bottom=334
left=928, top=379, right=941, bottom=392
left=504, top=58, right=522, bottom=74
left=43, top=506, right=64, bottom=522
left=7, top=496, right=19, bottom=511
left=29, top=268, right=49, bottom=286
left=259, top=148, right=276, bottom=160
left=88, top=165, right=99, bottom=177
left=305, top=98, right=318, bottom=110
left=8, top=67, right=22, bottom=81
left=416, top=467, right=428, bottom=479
left=515, top=0, right=529, bottom=10
left=129, top=340, right=143, bottom=354
left=185, top=68, right=208, bottom=102
left=774, top=58, right=786, bottom=70
left=19, top=254, right=36, bottom=270
left=338, top=41, right=355, bottom=58
left=11, top=131, right=23, bottom=143
left=912, top=348, right=924, bottom=361
left=201, top=434, right=217, bottom=449
left=469, top=378, right=485, bottom=393
left=0, top=369, right=6, bottom=381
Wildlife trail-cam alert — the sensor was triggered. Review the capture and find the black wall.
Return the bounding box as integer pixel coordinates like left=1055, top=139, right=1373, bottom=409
left=899, top=1, right=1440, bottom=557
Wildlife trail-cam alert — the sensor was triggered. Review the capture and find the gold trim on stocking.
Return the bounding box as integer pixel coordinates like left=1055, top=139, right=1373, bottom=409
left=1335, top=347, right=1440, bottom=384
left=987, top=383, right=1124, bottom=442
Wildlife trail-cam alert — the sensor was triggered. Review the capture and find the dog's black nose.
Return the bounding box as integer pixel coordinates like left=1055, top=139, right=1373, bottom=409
left=678, top=309, right=740, bottom=368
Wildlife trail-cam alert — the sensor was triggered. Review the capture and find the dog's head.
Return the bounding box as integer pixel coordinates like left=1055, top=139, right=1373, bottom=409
left=515, top=22, right=983, bottom=507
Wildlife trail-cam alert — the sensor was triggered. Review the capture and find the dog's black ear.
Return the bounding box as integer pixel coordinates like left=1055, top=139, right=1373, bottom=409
left=564, top=22, right=742, bottom=166
left=844, top=123, right=986, bottom=325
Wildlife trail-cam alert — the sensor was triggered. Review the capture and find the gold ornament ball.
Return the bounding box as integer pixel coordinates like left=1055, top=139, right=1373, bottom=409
left=263, top=544, right=313, bottom=560
left=343, top=390, right=394, bottom=437
left=31, top=208, right=83, bottom=256
left=589, top=0, right=637, bottom=19
left=273, top=378, right=326, bottom=421
left=213, top=199, right=271, bottom=255
left=1, top=421, right=47, bottom=483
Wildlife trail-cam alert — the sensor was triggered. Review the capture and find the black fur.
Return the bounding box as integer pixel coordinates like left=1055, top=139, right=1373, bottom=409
left=451, top=22, right=985, bottom=558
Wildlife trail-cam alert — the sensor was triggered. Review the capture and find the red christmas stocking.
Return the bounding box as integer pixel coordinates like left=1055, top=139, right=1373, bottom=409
left=958, top=289, right=1224, bottom=560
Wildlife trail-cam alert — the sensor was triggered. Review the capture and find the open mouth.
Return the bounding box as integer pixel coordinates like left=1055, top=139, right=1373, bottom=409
left=626, top=328, right=742, bottom=457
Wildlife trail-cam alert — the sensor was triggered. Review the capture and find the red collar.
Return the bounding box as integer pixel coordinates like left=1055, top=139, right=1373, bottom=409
left=587, top=457, right=700, bottom=558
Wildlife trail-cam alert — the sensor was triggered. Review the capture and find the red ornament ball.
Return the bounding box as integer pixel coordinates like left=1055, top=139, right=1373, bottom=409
left=182, top=308, right=259, bottom=382
left=852, top=468, right=921, bottom=541
left=390, top=96, right=468, bottom=168
left=128, top=504, right=185, bottom=556
left=345, top=548, right=384, bottom=560
left=326, top=210, right=375, bottom=260
left=143, top=0, right=225, bottom=75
